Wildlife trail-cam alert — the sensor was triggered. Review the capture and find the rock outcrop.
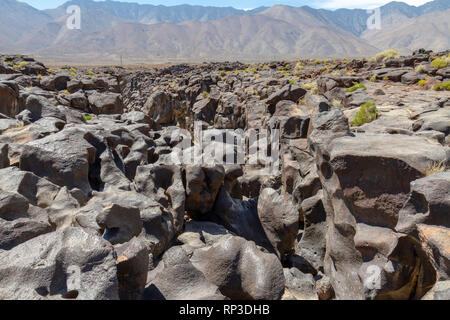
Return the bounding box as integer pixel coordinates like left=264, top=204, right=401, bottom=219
left=1, top=51, right=449, bottom=300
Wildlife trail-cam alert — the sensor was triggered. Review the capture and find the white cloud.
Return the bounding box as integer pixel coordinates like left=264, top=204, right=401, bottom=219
left=321, top=0, right=433, bottom=9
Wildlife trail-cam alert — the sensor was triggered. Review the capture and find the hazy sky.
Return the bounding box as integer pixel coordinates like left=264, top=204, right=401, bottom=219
left=22, top=0, right=433, bottom=10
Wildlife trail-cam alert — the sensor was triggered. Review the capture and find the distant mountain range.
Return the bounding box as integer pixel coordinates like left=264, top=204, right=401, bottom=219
left=0, top=0, right=449, bottom=63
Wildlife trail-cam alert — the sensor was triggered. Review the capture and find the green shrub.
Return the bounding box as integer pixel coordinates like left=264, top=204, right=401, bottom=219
left=13, top=61, right=27, bottom=69
left=87, top=71, right=94, bottom=76
left=418, top=79, right=427, bottom=86
left=433, top=81, right=450, bottom=91
left=369, top=75, right=377, bottom=82
left=202, top=91, right=210, bottom=99
left=295, top=62, right=304, bottom=70
left=352, top=101, right=378, bottom=127
left=345, top=82, right=367, bottom=92
left=431, top=58, right=448, bottom=69
left=83, top=114, right=92, bottom=121
left=289, top=79, right=296, bottom=85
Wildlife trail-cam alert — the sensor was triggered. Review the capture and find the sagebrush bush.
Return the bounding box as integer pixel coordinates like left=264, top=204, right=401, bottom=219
left=332, top=99, right=341, bottom=107
left=371, top=49, right=399, bottom=62
left=415, top=64, right=427, bottom=73
left=300, top=82, right=318, bottom=95
left=352, top=101, right=378, bottom=127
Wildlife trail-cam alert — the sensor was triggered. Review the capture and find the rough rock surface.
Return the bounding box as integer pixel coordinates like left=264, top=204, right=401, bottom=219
left=0, top=227, right=119, bottom=300
left=191, top=235, right=285, bottom=300
left=0, top=51, right=449, bottom=300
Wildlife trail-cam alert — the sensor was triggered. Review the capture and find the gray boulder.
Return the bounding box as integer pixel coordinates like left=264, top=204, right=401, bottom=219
left=284, top=268, right=318, bottom=300
left=134, top=164, right=185, bottom=236
left=267, top=84, right=306, bottom=111
left=96, top=204, right=143, bottom=245
left=185, top=165, right=225, bottom=218
left=88, top=92, right=124, bottom=115
left=0, top=81, right=20, bottom=117
left=296, top=190, right=327, bottom=273
left=39, top=74, right=69, bottom=91
left=0, top=143, right=9, bottom=168
left=0, top=227, right=119, bottom=300
left=397, top=172, right=450, bottom=235
left=115, top=237, right=149, bottom=300
left=143, top=246, right=225, bottom=300
left=315, top=132, right=449, bottom=299
left=209, top=187, right=274, bottom=252
left=191, top=235, right=285, bottom=300
left=143, top=91, right=175, bottom=125
left=23, top=95, right=66, bottom=122
left=0, top=217, right=53, bottom=250
left=258, top=188, right=299, bottom=257
left=19, top=128, right=96, bottom=195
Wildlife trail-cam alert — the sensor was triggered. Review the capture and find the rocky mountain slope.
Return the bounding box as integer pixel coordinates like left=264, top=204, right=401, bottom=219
left=0, top=0, right=52, bottom=50
left=0, top=48, right=449, bottom=300
left=44, top=0, right=268, bottom=24
left=362, top=9, right=450, bottom=52
left=1, top=0, right=449, bottom=62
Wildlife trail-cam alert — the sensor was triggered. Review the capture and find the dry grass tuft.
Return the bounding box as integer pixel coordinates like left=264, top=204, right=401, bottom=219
left=425, top=161, right=449, bottom=177
left=370, top=49, right=400, bottom=63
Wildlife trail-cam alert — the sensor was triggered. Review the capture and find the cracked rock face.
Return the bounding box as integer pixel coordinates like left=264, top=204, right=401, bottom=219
left=0, top=51, right=449, bottom=300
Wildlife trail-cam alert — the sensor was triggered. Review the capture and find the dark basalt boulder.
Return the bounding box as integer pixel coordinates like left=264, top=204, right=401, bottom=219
left=0, top=227, right=119, bottom=300
left=190, top=235, right=285, bottom=300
